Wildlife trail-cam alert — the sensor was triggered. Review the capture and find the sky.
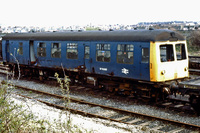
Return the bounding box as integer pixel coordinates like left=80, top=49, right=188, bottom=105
left=1, top=0, right=200, bottom=27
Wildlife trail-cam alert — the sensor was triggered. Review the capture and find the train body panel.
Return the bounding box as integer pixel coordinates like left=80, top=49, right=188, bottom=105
left=150, top=40, right=189, bottom=82
left=3, top=40, right=150, bottom=81
left=89, top=41, right=150, bottom=81
left=1, top=30, right=188, bottom=82
left=2, top=40, right=30, bottom=65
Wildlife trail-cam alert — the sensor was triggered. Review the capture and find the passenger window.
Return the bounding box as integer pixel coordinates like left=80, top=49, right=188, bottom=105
left=160, top=45, right=174, bottom=62
left=117, top=44, right=134, bottom=64
left=96, top=44, right=110, bottom=62
left=142, top=48, right=149, bottom=63
left=175, top=44, right=186, bottom=60
left=51, top=43, right=61, bottom=58
left=84, top=46, right=90, bottom=59
left=37, top=42, right=46, bottom=57
left=67, top=43, right=78, bottom=59
left=18, top=42, right=23, bottom=55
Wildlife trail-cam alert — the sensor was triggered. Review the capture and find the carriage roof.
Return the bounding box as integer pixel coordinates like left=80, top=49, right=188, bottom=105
left=2, top=29, right=185, bottom=42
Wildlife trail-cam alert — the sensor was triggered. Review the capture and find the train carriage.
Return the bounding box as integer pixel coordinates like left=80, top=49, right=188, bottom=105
left=4, top=29, right=200, bottom=114
left=2, top=29, right=188, bottom=81
left=1, top=29, right=189, bottom=100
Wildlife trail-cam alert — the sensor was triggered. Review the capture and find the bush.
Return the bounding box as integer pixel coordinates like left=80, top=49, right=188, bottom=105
left=0, top=77, right=86, bottom=132
left=189, top=31, right=200, bottom=46
left=0, top=55, right=87, bottom=132
left=186, top=31, right=200, bottom=55
left=0, top=82, right=35, bottom=132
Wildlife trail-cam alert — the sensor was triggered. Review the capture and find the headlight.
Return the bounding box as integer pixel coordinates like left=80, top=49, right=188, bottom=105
left=184, top=67, right=188, bottom=71
left=161, top=70, right=166, bottom=75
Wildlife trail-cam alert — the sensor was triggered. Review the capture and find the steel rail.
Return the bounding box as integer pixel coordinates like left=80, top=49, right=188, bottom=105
left=12, top=84, right=200, bottom=131
left=189, top=56, right=200, bottom=59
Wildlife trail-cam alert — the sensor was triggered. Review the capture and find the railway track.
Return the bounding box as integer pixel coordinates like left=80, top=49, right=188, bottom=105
left=0, top=63, right=10, bottom=74
left=0, top=61, right=200, bottom=132
left=0, top=62, right=199, bottom=114
left=189, top=56, right=200, bottom=75
left=5, top=84, right=200, bottom=132
left=189, top=56, right=200, bottom=74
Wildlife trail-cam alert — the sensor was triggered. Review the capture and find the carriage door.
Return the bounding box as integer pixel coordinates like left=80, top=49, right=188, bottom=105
left=29, top=40, right=36, bottom=64
left=140, top=47, right=150, bottom=80
left=83, top=43, right=91, bottom=72
left=6, top=40, right=10, bottom=62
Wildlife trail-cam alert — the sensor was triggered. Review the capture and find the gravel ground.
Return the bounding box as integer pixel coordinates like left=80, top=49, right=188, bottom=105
left=1, top=74, right=200, bottom=132
left=9, top=94, right=142, bottom=133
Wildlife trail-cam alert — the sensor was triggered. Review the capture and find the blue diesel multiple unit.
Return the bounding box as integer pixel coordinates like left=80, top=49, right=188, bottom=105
left=2, top=30, right=188, bottom=81
left=2, top=29, right=194, bottom=107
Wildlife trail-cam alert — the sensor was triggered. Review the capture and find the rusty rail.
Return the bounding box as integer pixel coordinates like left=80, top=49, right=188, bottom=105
left=10, top=84, right=200, bottom=131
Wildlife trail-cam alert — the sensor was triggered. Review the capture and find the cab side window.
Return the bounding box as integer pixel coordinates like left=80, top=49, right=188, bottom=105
left=96, top=44, right=111, bottom=62
left=160, top=45, right=174, bottom=62
left=175, top=44, right=186, bottom=60
left=117, top=44, right=134, bottom=64
left=37, top=42, right=46, bottom=57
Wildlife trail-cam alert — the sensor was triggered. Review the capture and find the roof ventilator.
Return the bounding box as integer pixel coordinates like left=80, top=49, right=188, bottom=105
left=169, top=32, right=178, bottom=41
left=170, top=32, right=175, bottom=37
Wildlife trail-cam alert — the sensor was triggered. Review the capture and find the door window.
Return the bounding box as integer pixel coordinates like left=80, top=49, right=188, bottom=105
left=37, top=42, right=46, bottom=57
left=84, top=46, right=90, bottom=59
left=18, top=42, right=23, bottom=55
left=141, top=48, right=149, bottom=63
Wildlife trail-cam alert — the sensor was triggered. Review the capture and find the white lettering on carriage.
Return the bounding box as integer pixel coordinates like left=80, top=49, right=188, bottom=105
left=100, top=68, right=107, bottom=71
